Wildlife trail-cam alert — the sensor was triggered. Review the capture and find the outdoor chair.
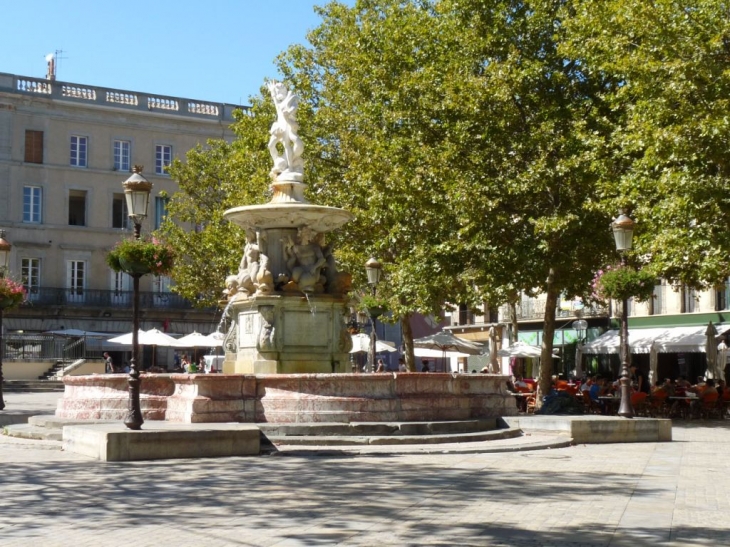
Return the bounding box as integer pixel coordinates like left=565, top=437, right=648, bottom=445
left=696, top=392, right=721, bottom=420
left=582, top=391, right=601, bottom=414
left=630, top=392, right=649, bottom=417
left=647, top=392, right=669, bottom=418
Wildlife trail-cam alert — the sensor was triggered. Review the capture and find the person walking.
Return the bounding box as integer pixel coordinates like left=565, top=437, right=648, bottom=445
left=103, top=352, right=114, bottom=374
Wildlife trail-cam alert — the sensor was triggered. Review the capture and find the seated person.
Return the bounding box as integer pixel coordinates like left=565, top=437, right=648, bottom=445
left=580, top=377, right=594, bottom=393
left=514, top=376, right=531, bottom=391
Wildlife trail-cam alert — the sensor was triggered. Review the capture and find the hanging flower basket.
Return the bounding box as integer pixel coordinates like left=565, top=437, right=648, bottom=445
left=107, top=237, right=175, bottom=277
left=0, top=278, right=26, bottom=310
left=592, top=264, right=655, bottom=303
left=358, top=294, right=388, bottom=319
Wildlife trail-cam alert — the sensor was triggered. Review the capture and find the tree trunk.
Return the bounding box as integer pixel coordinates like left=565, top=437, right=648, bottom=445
left=400, top=313, right=417, bottom=372
left=537, top=269, right=559, bottom=408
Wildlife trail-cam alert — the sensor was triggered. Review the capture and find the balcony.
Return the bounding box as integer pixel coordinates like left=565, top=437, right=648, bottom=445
left=20, top=287, right=205, bottom=311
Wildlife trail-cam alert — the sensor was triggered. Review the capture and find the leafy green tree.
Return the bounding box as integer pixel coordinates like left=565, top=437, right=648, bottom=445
left=157, top=98, right=274, bottom=307
left=564, top=0, right=730, bottom=289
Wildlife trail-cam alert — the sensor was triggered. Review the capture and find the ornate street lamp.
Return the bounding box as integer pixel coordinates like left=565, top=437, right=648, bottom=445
left=612, top=212, right=635, bottom=418
left=0, top=230, right=11, bottom=411
left=122, top=166, right=152, bottom=430
left=365, top=257, right=383, bottom=373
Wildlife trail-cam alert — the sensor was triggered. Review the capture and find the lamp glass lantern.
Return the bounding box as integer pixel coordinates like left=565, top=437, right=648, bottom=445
left=365, top=257, right=383, bottom=286
left=123, top=166, right=153, bottom=224
left=611, top=213, right=635, bottom=252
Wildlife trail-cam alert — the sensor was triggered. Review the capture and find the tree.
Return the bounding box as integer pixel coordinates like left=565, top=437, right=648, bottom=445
left=277, top=0, right=477, bottom=371
left=564, top=0, right=730, bottom=289
left=157, top=98, right=273, bottom=307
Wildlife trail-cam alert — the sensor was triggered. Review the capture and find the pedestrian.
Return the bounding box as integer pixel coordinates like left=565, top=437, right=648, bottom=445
left=376, top=359, right=385, bottom=373
left=398, top=357, right=407, bottom=372
left=103, top=352, right=114, bottom=374
left=421, top=360, right=430, bottom=373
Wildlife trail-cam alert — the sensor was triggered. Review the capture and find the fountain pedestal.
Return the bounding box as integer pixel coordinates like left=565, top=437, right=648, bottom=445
left=223, top=294, right=351, bottom=374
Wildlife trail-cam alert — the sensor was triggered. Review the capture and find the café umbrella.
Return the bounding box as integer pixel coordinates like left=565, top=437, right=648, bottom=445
left=350, top=332, right=397, bottom=354
left=107, top=328, right=178, bottom=369
left=412, top=331, right=484, bottom=355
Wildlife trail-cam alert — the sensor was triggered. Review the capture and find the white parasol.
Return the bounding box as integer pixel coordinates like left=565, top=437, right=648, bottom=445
left=350, top=332, right=397, bottom=354
left=412, top=331, right=484, bottom=355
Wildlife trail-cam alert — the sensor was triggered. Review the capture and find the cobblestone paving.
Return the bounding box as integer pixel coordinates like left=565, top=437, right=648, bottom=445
left=0, top=394, right=728, bottom=546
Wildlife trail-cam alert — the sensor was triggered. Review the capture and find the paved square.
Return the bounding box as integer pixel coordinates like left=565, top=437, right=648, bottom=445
left=1, top=393, right=728, bottom=546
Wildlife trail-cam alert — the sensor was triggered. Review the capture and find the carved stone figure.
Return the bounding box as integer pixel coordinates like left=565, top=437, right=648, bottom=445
left=236, top=230, right=261, bottom=295
left=267, top=81, right=304, bottom=182
left=258, top=305, right=276, bottom=353
left=283, top=227, right=327, bottom=293
left=255, top=254, right=275, bottom=295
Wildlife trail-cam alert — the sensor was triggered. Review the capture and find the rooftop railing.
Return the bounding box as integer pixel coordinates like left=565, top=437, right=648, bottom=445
left=1, top=72, right=244, bottom=122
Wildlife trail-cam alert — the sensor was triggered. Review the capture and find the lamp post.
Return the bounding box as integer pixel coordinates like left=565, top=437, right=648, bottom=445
left=612, top=212, right=635, bottom=418
left=572, top=319, right=587, bottom=379
left=122, top=166, right=152, bottom=430
left=0, top=230, right=11, bottom=411
left=365, top=257, right=383, bottom=373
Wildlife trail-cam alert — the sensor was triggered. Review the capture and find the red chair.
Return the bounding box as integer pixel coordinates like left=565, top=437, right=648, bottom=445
left=630, top=392, right=649, bottom=416
left=648, top=391, right=669, bottom=418
left=697, top=392, right=721, bottom=420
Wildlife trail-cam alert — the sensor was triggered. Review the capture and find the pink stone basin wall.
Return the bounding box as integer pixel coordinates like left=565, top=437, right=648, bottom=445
left=58, top=373, right=517, bottom=424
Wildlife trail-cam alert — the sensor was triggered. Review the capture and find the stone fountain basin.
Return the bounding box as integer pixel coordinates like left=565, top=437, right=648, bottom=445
left=224, top=203, right=354, bottom=232
left=56, top=373, right=516, bottom=424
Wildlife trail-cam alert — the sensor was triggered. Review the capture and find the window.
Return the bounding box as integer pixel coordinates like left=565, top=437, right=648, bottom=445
left=70, top=135, right=88, bottom=167
left=716, top=278, right=730, bottom=311
left=113, top=140, right=131, bottom=171
left=155, top=144, right=172, bottom=175
left=68, top=190, right=87, bottom=226
left=23, top=186, right=42, bottom=223
left=651, top=281, right=665, bottom=315
left=112, top=193, right=130, bottom=229
left=154, top=196, right=169, bottom=229
left=24, top=130, right=43, bottom=163
left=682, top=286, right=697, bottom=313
left=21, top=258, right=40, bottom=301
left=154, top=275, right=172, bottom=307
left=66, top=260, right=86, bottom=303
left=110, top=271, right=131, bottom=306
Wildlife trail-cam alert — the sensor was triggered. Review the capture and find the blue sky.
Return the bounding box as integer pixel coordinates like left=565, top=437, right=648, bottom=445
left=0, top=0, right=339, bottom=106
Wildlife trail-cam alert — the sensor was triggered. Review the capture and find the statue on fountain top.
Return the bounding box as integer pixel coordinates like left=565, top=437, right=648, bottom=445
left=267, top=81, right=304, bottom=182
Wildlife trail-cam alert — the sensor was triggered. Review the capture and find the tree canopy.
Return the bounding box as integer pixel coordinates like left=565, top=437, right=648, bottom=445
left=158, top=0, right=730, bottom=385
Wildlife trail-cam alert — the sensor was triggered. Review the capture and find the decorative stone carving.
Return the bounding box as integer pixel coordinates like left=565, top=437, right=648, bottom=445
left=258, top=305, right=276, bottom=353
left=283, top=226, right=326, bottom=293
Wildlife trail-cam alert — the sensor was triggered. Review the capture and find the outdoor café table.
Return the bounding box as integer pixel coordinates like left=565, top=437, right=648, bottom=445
left=509, top=391, right=533, bottom=413
left=668, top=395, right=697, bottom=419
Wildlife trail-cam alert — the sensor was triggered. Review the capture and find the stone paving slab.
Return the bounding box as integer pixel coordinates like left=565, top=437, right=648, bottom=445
left=2, top=392, right=730, bottom=545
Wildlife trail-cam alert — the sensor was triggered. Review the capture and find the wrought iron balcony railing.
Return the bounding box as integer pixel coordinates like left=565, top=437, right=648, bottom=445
left=20, top=287, right=205, bottom=311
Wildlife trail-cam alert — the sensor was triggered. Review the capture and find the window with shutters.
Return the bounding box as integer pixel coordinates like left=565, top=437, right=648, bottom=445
left=24, top=130, right=43, bottom=164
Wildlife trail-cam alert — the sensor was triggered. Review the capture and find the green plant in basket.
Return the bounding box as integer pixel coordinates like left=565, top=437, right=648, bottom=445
left=107, top=237, right=175, bottom=276
left=0, top=277, right=26, bottom=310
left=592, top=264, right=655, bottom=303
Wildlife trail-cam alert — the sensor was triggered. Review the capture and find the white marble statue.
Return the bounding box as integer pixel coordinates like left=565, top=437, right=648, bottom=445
left=267, top=81, right=304, bottom=182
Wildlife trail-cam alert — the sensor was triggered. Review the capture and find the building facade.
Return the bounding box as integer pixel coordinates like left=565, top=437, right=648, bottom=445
left=0, top=71, right=241, bottom=335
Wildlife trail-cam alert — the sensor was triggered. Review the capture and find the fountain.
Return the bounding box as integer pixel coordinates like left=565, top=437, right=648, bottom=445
left=55, top=83, right=515, bottom=425
left=219, top=82, right=353, bottom=374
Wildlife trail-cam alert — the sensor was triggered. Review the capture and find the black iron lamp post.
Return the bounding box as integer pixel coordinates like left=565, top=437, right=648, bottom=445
left=0, top=231, right=11, bottom=411
left=122, top=166, right=152, bottom=430
left=612, top=212, right=635, bottom=418
left=572, top=319, right=588, bottom=379
left=365, top=257, right=383, bottom=373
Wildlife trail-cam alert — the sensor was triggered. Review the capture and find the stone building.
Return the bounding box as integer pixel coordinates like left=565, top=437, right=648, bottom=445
left=0, top=71, right=240, bottom=336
